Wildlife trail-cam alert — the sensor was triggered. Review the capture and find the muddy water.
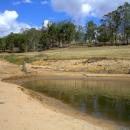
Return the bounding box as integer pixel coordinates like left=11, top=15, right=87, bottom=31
left=22, top=79, right=130, bottom=128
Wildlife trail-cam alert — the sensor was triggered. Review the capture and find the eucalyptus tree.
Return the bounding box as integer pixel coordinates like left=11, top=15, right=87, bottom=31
left=100, top=2, right=130, bottom=45
left=0, top=38, right=3, bottom=51
left=23, top=28, right=42, bottom=51
left=0, top=38, right=2, bottom=49
left=39, top=27, right=50, bottom=49
left=62, top=21, right=76, bottom=44
left=47, top=22, right=58, bottom=47
left=111, top=10, right=121, bottom=44
left=55, top=21, right=76, bottom=47
left=119, top=2, right=130, bottom=44
left=75, top=25, right=85, bottom=44
left=97, top=24, right=110, bottom=43
left=5, top=33, right=16, bottom=51
left=0, top=37, right=6, bottom=51
left=85, top=21, right=97, bottom=45
left=16, top=34, right=28, bottom=52
left=104, top=10, right=121, bottom=45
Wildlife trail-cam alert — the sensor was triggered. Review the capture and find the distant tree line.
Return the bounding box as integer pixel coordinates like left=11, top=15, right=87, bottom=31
left=0, top=2, right=130, bottom=52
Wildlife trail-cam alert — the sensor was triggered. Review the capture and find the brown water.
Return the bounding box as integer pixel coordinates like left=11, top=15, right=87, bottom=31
left=22, top=79, right=130, bottom=129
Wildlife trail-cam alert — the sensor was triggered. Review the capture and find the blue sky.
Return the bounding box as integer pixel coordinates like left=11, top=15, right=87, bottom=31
left=0, top=0, right=129, bottom=36
left=0, top=0, right=71, bottom=27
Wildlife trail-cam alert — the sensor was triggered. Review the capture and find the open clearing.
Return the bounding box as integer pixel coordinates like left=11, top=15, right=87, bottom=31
left=1, top=45, right=130, bottom=60
left=0, top=46, right=130, bottom=130
left=1, top=46, right=130, bottom=74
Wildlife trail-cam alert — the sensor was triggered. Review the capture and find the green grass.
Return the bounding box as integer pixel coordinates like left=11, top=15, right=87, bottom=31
left=0, top=45, right=130, bottom=64
left=41, top=46, right=130, bottom=60
left=0, top=54, right=41, bottom=65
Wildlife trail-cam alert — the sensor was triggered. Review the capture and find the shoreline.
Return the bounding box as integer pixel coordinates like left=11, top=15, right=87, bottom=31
left=19, top=83, right=130, bottom=129
left=0, top=60, right=130, bottom=130
left=3, top=72, right=130, bottom=87
left=3, top=73, right=130, bottom=130
left=1, top=80, right=120, bottom=130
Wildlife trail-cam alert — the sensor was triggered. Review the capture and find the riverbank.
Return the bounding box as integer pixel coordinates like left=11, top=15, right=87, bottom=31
left=1, top=80, right=110, bottom=130
left=1, top=46, right=130, bottom=74
left=0, top=60, right=121, bottom=130
left=1, top=60, right=130, bottom=130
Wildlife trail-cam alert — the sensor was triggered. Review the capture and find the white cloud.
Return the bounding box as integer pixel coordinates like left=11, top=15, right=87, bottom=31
left=0, top=10, right=31, bottom=36
left=24, top=0, right=32, bottom=3
left=81, top=3, right=92, bottom=15
left=51, top=0, right=129, bottom=20
left=89, top=0, right=128, bottom=17
left=13, top=0, right=32, bottom=5
left=41, top=0, right=48, bottom=5
left=43, top=20, right=49, bottom=27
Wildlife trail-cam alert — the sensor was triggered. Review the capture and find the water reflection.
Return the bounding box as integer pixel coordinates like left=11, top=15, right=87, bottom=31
left=23, top=79, right=130, bottom=126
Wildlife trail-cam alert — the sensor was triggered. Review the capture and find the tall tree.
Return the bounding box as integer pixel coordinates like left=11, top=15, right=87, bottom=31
left=75, top=25, right=85, bottom=44
left=47, top=22, right=58, bottom=47
left=121, top=2, right=130, bottom=44
left=0, top=37, right=6, bottom=51
left=97, top=24, right=110, bottom=43
left=57, top=21, right=76, bottom=47
left=5, top=33, right=16, bottom=51
left=23, top=28, right=42, bottom=51
left=100, top=2, right=130, bottom=45
left=39, top=28, right=49, bottom=49
left=85, top=21, right=97, bottom=44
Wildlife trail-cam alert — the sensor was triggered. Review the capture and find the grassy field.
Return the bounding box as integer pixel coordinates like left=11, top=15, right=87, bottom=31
left=41, top=45, right=130, bottom=60
left=0, top=45, right=130, bottom=64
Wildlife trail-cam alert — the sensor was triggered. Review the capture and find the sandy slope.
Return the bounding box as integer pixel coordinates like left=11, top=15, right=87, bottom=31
left=0, top=81, right=110, bottom=130
left=0, top=60, right=23, bottom=79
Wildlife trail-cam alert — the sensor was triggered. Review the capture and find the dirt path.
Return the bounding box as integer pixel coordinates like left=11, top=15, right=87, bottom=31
left=0, top=60, right=23, bottom=79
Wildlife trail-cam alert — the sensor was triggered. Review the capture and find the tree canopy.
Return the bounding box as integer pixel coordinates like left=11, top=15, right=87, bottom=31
left=0, top=2, right=130, bottom=52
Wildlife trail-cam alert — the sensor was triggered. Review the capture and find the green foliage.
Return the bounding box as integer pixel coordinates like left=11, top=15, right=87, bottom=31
left=85, top=21, right=97, bottom=44
left=2, top=54, right=39, bottom=65
left=23, top=28, right=42, bottom=51
left=3, top=55, right=24, bottom=64
left=0, top=37, right=6, bottom=51
left=99, top=2, right=130, bottom=44
left=75, top=26, right=85, bottom=43
left=39, top=20, right=76, bottom=48
left=39, top=29, right=49, bottom=49
left=0, top=2, right=130, bottom=52
left=5, top=33, right=15, bottom=51
left=97, top=25, right=110, bottom=42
